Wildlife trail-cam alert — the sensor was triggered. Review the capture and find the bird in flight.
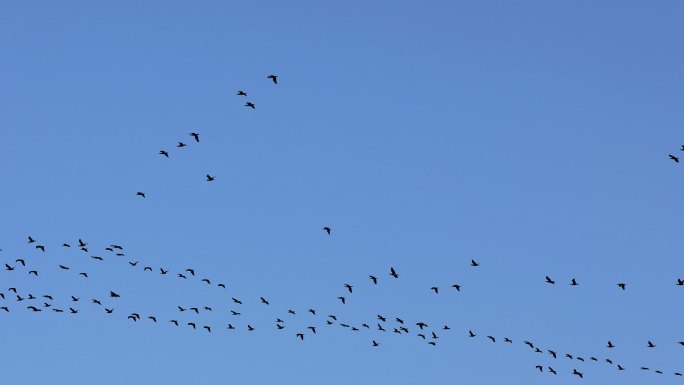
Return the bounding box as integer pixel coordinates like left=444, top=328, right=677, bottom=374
left=323, top=227, right=331, bottom=235
left=470, top=259, right=479, bottom=267
left=28, top=236, right=36, bottom=243
left=206, top=174, right=215, bottom=182
left=647, top=341, right=656, bottom=348
left=617, top=283, right=626, bottom=290
left=451, top=284, right=461, bottom=291
left=607, top=340, right=615, bottom=348
left=570, top=278, right=578, bottom=286
left=177, top=142, right=187, bottom=148
left=344, top=284, right=353, bottom=293
left=369, top=275, right=378, bottom=284
left=35, top=245, right=45, bottom=252
left=430, top=287, right=439, bottom=294
left=245, top=102, right=255, bottom=109
left=190, top=132, right=199, bottom=142
left=389, top=267, right=399, bottom=278
left=267, top=74, right=278, bottom=84
left=236, top=90, right=247, bottom=96
left=159, top=150, right=169, bottom=158
left=669, top=154, right=680, bottom=163
left=572, top=369, right=583, bottom=378
left=337, top=296, right=346, bottom=304
left=545, top=276, right=555, bottom=284
left=136, top=192, right=145, bottom=198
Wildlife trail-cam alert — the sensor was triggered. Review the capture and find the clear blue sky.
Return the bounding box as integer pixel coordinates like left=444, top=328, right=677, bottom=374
left=1, top=1, right=683, bottom=384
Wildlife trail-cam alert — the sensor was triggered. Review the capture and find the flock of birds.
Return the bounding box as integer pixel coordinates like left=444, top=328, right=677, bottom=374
left=4, top=73, right=683, bottom=381
left=1, top=231, right=683, bottom=380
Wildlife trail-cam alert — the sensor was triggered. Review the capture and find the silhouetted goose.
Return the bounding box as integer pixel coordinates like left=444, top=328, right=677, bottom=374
left=617, top=283, right=626, bottom=290
left=470, top=259, right=479, bottom=267
left=136, top=192, right=145, bottom=198
left=565, top=354, right=573, bottom=359
left=549, top=367, right=557, bottom=375
left=377, top=315, right=387, bottom=322
left=395, top=318, right=404, bottom=324
left=206, top=175, right=215, bottom=182
left=143, top=267, right=152, bottom=272
left=148, top=316, right=157, bottom=322
left=430, top=287, right=439, bottom=294
left=535, top=365, right=543, bottom=372
left=288, top=309, right=296, bottom=315
left=15, top=259, right=25, bottom=266
left=92, top=299, right=102, bottom=305
left=369, top=275, right=378, bottom=284
left=218, top=283, right=226, bottom=288
left=338, top=296, right=346, bottom=304
left=468, top=330, right=476, bottom=337
left=186, top=268, right=195, bottom=276
left=159, top=150, right=169, bottom=158
left=4, top=264, right=14, bottom=271
left=669, top=154, right=680, bottom=163
left=177, top=142, right=187, bottom=148
left=487, top=336, right=496, bottom=343
left=504, top=337, right=512, bottom=343
left=230, top=310, right=240, bottom=316
left=127, top=315, right=137, bottom=321
left=307, top=326, right=316, bottom=334
left=247, top=325, right=254, bottom=331
left=128, top=261, right=138, bottom=267
left=617, top=364, right=624, bottom=370
left=227, top=324, right=235, bottom=330
left=570, top=278, right=578, bottom=286
left=677, top=279, right=684, bottom=286
left=417, top=333, right=426, bottom=339
left=451, top=284, right=461, bottom=291
left=63, top=243, right=71, bottom=247
left=607, top=340, right=615, bottom=348
left=109, top=291, right=120, bottom=298
left=187, top=322, right=196, bottom=329
left=0, top=307, right=8, bottom=312
left=675, top=372, right=682, bottom=376
left=190, top=307, right=199, bottom=314
left=372, top=340, right=379, bottom=347
left=260, top=297, right=269, bottom=305
left=43, top=295, right=53, bottom=300
left=548, top=350, right=557, bottom=358
left=28, top=270, right=38, bottom=276
left=577, top=357, right=585, bottom=362
left=323, top=227, right=331, bottom=235
left=170, top=320, right=178, bottom=326
left=236, top=90, right=247, bottom=96
left=201, top=278, right=211, bottom=284
left=378, top=324, right=386, bottom=331
left=79, top=272, right=88, bottom=278
left=267, top=74, right=278, bottom=84
left=523, top=341, right=534, bottom=348
left=27, top=306, right=41, bottom=312
left=389, top=267, right=399, bottom=278
left=160, top=268, right=168, bottom=275
left=190, top=132, right=199, bottom=142
left=296, top=333, right=304, bottom=340
left=647, top=340, right=655, bottom=348
left=640, top=367, right=649, bottom=371
left=572, top=369, right=583, bottom=378
left=363, top=324, right=370, bottom=329
left=427, top=341, right=437, bottom=346
left=606, top=359, right=613, bottom=364
left=443, top=325, right=451, bottom=330
left=28, top=236, right=36, bottom=243
left=35, top=245, right=45, bottom=252
left=105, top=308, right=113, bottom=314
left=178, top=273, right=187, bottom=279
left=276, top=324, right=285, bottom=330
left=203, top=326, right=211, bottom=332
left=308, top=309, right=316, bottom=315
left=545, top=276, right=555, bottom=284
left=344, top=284, right=353, bottom=293
left=232, top=298, right=243, bottom=305
left=245, top=102, right=255, bottom=109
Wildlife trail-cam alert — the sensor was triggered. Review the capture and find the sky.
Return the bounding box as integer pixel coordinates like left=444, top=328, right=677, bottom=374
left=1, top=1, right=683, bottom=384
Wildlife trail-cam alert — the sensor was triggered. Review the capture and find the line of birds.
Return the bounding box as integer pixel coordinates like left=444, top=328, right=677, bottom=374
left=668, top=145, right=684, bottom=163
left=2, top=235, right=684, bottom=379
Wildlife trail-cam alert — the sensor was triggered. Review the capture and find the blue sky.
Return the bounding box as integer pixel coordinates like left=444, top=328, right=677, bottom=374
left=1, top=1, right=683, bottom=384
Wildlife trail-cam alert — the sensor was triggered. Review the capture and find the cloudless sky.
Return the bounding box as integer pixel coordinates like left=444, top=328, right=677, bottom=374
left=1, top=1, right=683, bottom=384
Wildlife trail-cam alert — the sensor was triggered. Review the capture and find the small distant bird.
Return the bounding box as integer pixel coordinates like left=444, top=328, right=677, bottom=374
left=617, top=364, right=624, bottom=370
left=218, top=283, right=226, bottom=288
left=607, top=340, right=615, bottom=348
left=247, top=325, right=254, bottom=331
left=105, top=308, right=113, bottom=314
left=535, top=365, right=543, bottom=373
left=28, top=270, right=38, bottom=276
left=232, top=298, right=243, bottom=305
left=396, top=318, right=404, bottom=324
left=308, top=309, right=316, bottom=315
left=177, top=142, right=187, bottom=148
left=186, top=268, right=195, bottom=276
left=236, top=90, right=247, bottom=96
left=267, top=74, right=278, bottom=84
left=470, top=259, right=479, bottom=267
left=227, top=324, right=235, bottom=330
left=548, top=350, right=557, bottom=359
left=669, top=154, right=680, bottom=163
left=389, top=267, right=399, bottom=278
left=136, top=192, right=145, bottom=198
left=15, top=259, right=25, bottom=266
left=206, top=174, right=215, bottom=182
left=307, top=326, right=316, bottom=334
left=617, top=283, right=626, bottom=290
left=92, top=299, right=102, bottom=305
left=143, top=267, right=152, bottom=272
left=4, top=264, right=14, bottom=271
left=369, top=275, right=378, bottom=284
left=190, top=307, right=199, bottom=314
left=79, top=272, right=88, bottom=278
left=170, top=320, right=178, bottom=326
left=245, top=102, right=256, bottom=109
left=91, top=256, right=103, bottom=261
left=427, top=341, right=437, bottom=346
left=570, top=278, right=578, bottom=286
left=647, top=341, right=655, bottom=348
left=606, top=359, right=613, bottom=364
left=572, top=369, right=583, bottom=378
left=451, top=284, right=461, bottom=291
left=35, top=245, right=45, bottom=252
left=430, top=287, right=439, bottom=294
left=260, top=297, right=270, bottom=305
left=187, top=322, right=196, bottom=329
left=545, top=276, right=555, bottom=284
left=323, top=227, right=331, bottom=235
left=337, top=296, right=346, bottom=304
left=159, top=150, right=169, bottom=158
left=372, top=340, right=379, bottom=347
left=110, top=291, right=120, bottom=298
left=71, top=296, right=79, bottom=302
left=344, top=284, right=353, bottom=293
left=160, top=268, right=168, bottom=274
left=63, top=243, right=71, bottom=247
left=288, top=309, right=296, bottom=315
left=128, top=261, right=138, bottom=267
left=148, top=316, right=157, bottom=322
left=296, top=333, right=304, bottom=340
left=190, top=132, right=199, bottom=142
left=203, top=326, right=211, bottom=333
left=178, top=273, right=187, bottom=279
left=469, top=330, right=476, bottom=337
left=230, top=310, right=240, bottom=316
left=28, top=236, right=36, bottom=243
left=549, top=367, right=557, bottom=375
left=677, top=279, right=684, bottom=286
left=201, top=278, right=211, bottom=284
left=487, top=336, right=496, bottom=343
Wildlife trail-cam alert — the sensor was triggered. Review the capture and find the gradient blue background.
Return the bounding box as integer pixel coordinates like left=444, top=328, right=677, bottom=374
left=1, top=1, right=683, bottom=384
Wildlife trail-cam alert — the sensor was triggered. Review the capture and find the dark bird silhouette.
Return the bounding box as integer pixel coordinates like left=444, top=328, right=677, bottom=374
left=136, top=192, right=145, bottom=198
left=647, top=341, right=655, bottom=348
left=43, top=295, right=53, bottom=300
left=230, top=310, right=241, bottom=316
left=288, top=309, right=296, bottom=315
left=469, top=330, right=476, bottom=337
left=245, top=102, right=255, bottom=109
left=190, top=307, right=199, bottom=314
left=535, top=365, right=543, bottom=373
left=79, top=272, right=88, bottom=278
left=545, top=276, right=555, bottom=284
left=416, top=322, right=429, bottom=330
left=105, top=308, right=113, bottom=314
left=190, top=132, right=199, bottom=142
left=187, top=322, right=196, bottom=329
left=9, top=288, right=17, bottom=293
left=396, top=318, right=404, bottom=324
left=640, top=367, right=649, bottom=371
left=617, top=283, right=626, bottom=290
left=186, top=268, right=195, bottom=276
left=218, top=283, right=226, bottom=288
left=617, top=364, right=624, bottom=370
left=35, top=245, right=45, bottom=252
left=236, top=90, right=247, bottom=96
left=337, top=296, right=346, bottom=304
left=15, top=259, right=25, bottom=266
left=307, top=326, right=316, bottom=334
left=470, top=259, right=479, bottom=267
left=201, top=278, right=211, bottom=284
left=159, top=150, right=169, bottom=158
left=369, top=275, right=378, bottom=284
left=92, top=299, right=102, bottom=305
left=110, top=291, right=120, bottom=298
left=71, top=296, right=79, bottom=302
left=203, top=326, right=211, bottom=332
left=430, top=286, right=439, bottom=294
left=148, top=316, right=157, bottom=322
left=427, top=341, right=437, bottom=346
left=487, top=335, right=496, bottom=343
left=59, top=265, right=70, bottom=270
left=417, top=333, right=426, bottom=339
left=296, top=333, right=304, bottom=340
left=28, top=236, right=36, bottom=243
left=28, top=270, right=38, bottom=276
left=206, top=174, right=215, bottom=182
left=143, top=267, right=152, bottom=272
left=27, top=306, right=41, bottom=312
left=4, top=264, right=14, bottom=271
left=606, top=359, right=613, bottom=364
left=260, top=297, right=270, bottom=305
left=548, top=350, right=557, bottom=359
left=443, top=325, right=451, bottom=330
left=91, top=256, right=103, bottom=261
left=0, top=307, right=8, bottom=312
left=308, top=309, right=316, bottom=315
left=378, top=324, right=386, bottom=331
left=572, top=369, right=583, bottom=378
left=170, top=320, right=178, bottom=326
left=178, top=273, right=187, bottom=279
left=128, top=261, right=138, bottom=267
left=669, top=154, right=680, bottom=163
left=226, top=324, right=235, bottom=330
left=389, top=267, right=399, bottom=278
left=566, top=354, right=573, bottom=359
left=177, top=142, right=187, bottom=148
left=276, top=324, right=285, bottom=330
left=451, top=284, right=461, bottom=291
left=247, top=325, right=254, bottom=331
left=160, top=268, right=168, bottom=275
left=677, top=279, right=684, bottom=286
left=570, top=278, right=578, bottom=286
left=267, top=74, right=278, bottom=84
left=69, top=308, right=78, bottom=314
left=323, top=227, right=331, bottom=235
left=377, top=315, right=387, bottom=322
left=344, top=284, right=353, bottom=293
left=372, top=340, right=379, bottom=347
left=607, top=340, right=615, bottom=348
left=63, top=243, right=71, bottom=247
left=232, top=298, right=243, bottom=305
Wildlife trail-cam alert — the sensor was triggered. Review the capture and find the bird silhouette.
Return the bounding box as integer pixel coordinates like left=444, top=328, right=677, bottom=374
left=323, top=226, right=331, bottom=235
left=148, top=316, right=157, bottom=322
left=186, top=268, right=195, bottom=276
left=487, top=335, right=496, bottom=343
left=369, top=275, right=378, bottom=284
left=677, top=279, right=684, bottom=286
left=372, top=340, right=379, bottom=347
left=203, top=326, right=211, bottom=332
left=647, top=341, right=655, bottom=348
left=190, top=132, right=199, bottom=142
left=170, top=320, right=178, bottom=326
left=35, top=245, right=45, bottom=252
left=389, top=267, right=399, bottom=278
left=232, top=298, right=243, bottom=305
left=136, top=192, right=145, bottom=198
left=430, top=286, right=439, bottom=294
left=545, top=276, right=555, bottom=284
left=570, top=278, right=578, bottom=286
left=177, top=142, right=187, bottom=148
left=296, top=333, right=304, bottom=340
left=344, top=284, right=353, bottom=293
left=159, top=150, right=169, bottom=158
left=15, top=259, right=25, bottom=266
left=470, top=259, right=479, bottom=267
left=187, top=322, right=196, bottom=329
left=160, top=268, right=168, bottom=275
left=469, top=330, right=476, bottom=337
left=669, top=154, right=680, bottom=163
left=201, top=278, right=211, bottom=284
left=206, top=175, right=215, bottom=182
left=607, top=340, right=615, bottom=348
left=245, top=102, right=255, bottom=109
left=535, top=365, right=543, bottom=372
left=337, top=296, right=346, bottom=304
left=110, top=291, right=120, bottom=298
left=260, top=297, right=270, bottom=305
left=79, top=272, right=88, bottom=278
left=4, top=264, right=14, bottom=271
left=236, top=90, right=247, bottom=96
left=572, top=369, right=583, bottom=378
left=617, top=283, right=626, bottom=290
left=28, top=270, right=38, bottom=276
left=105, top=308, right=114, bottom=314
left=451, top=284, right=461, bottom=291
left=247, top=325, right=254, bottom=331
left=28, top=236, right=35, bottom=243
left=267, top=74, right=278, bottom=84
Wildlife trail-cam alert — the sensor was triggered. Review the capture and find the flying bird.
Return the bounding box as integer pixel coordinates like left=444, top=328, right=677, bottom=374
left=389, top=267, right=399, bottom=278
left=570, top=278, right=578, bottom=286
left=136, top=192, right=145, bottom=198
left=177, top=142, right=187, bottom=148
left=35, top=245, right=45, bottom=252
left=617, top=283, right=626, bottom=290
left=337, top=296, right=346, bottom=304
left=545, top=276, right=555, bottom=284
left=369, top=275, right=378, bottom=284
left=236, top=90, right=247, bottom=96
left=470, top=259, right=479, bottom=267
left=159, top=150, right=169, bottom=158
left=344, top=284, right=353, bottom=293
left=647, top=341, right=655, bottom=348
left=206, top=174, right=215, bottom=182
left=267, top=74, right=278, bottom=84
left=28, top=236, right=36, bottom=243
left=669, top=154, right=680, bottom=163
left=572, top=369, right=583, bottom=378
left=190, top=132, right=199, bottom=142
left=323, top=227, right=331, bottom=235
left=430, top=286, right=439, bottom=294
left=245, top=102, right=256, bottom=109
left=15, top=259, right=25, bottom=266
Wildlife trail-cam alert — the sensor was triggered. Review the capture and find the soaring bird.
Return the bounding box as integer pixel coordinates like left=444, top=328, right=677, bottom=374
left=92, top=299, right=102, bottom=305
left=470, top=259, right=479, bottom=267
left=372, top=340, right=379, bottom=347
left=389, top=267, right=399, bottom=278
left=260, top=297, right=270, bottom=305
left=245, top=102, right=256, bottom=109
left=143, top=267, right=152, bottom=272
left=15, top=259, right=25, bottom=266
left=549, top=367, right=557, bottom=375
left=307, top=326, right=316, bottom=334
left=160, top=268, right=168, bottom=275
left=159, top=150, right=169, bottom=158
left=487, top=336, right=496, bottom=343
left=267, top=74, right=278, bottom=84
left=190, top=307, right=199, bottom=314
left=218, top=283, right=226, bottom=288
left=677, top=279, right=684, bottom=286
left=4, top=264, right=14, bottom=271
left=535, top=365, right=543, bottom=373
left=110, top=291, right=120, bottom=298
left=203, top=326, right=211, bottom=333
left=570, top=278, right=578, bottom=286
left=35, top=245, right=45, bottom=252
left=185, top=268, right=195, bottom=276
left=148, top=316, right=157, bottom=322
left=28, top=270, right=38, bottom=276
left=669, top=154, right=680, bottom=163
left=247, top=325, right=254, bottom=331
left=177, top=142, right=187, bottom=148
left=572, top=369, right=583, bottom=378
left=430, top=286, right=439, bottom=294
left=451, top=284, right=461, bottom=291
left=206, top=174, right=215, bottom=182
left=545, top=276, right=555, bottom=284
left=337, top=296, right=346, bottom=304
left=296, top=333, right=304, bottom=340
left=607, top=341, right=615, bottom=348
left=395, top=318, right=404, bottom=324
left=190, top=132, right=199, bottom=142
left=79, top=272, right=88, bottom=278
left=201, top=278, right=211, bottom=284
left=647, top=340, right=655, bottom=348
left=187, top=322, right=196, bottom=329
left=105, top=308, right=114, bottom=314
left=548, top=350, right=557, bottom=359
left=28, top=236, right=36, bottom=243
left=369, top=275, right=378, bottom=284
left=617, top=283, right=626, bottom=290
left=344, top=284, right=353, bottom=293
left=236, top=90, right=247, bottom=96
left=91, top=256, right=103, bottom=261
left=469, top=330, right=476, bottom=337
left=308, top=309, right=316, bottom=315
left=136, top=192, right=145, bottom=198
left=170, top=320, right=179, bottom=326
left=323, top=227, right=331, bottom=235
left=232, top=298, right=243, bottom=305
